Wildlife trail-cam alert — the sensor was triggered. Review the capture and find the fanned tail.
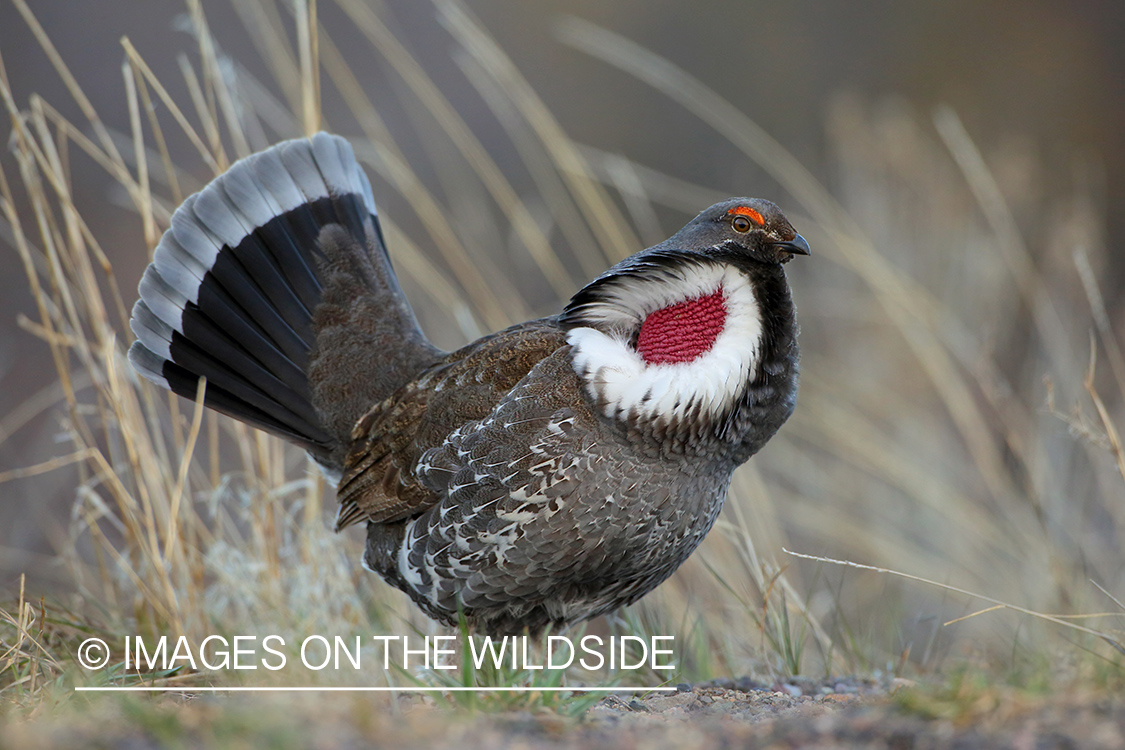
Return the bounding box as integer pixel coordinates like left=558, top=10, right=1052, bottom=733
left=129, top=133, right=440, bottom=471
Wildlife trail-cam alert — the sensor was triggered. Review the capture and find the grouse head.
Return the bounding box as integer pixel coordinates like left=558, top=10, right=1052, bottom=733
left=560, top=198, right=808, bottom=458
left=665, top=198, right=810, bottom=265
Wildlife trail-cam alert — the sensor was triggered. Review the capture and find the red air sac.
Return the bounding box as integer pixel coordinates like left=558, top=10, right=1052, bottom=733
left=636, top=288, right=727, bottom=365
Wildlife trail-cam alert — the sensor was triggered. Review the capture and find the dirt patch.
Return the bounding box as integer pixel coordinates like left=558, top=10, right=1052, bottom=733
left=413, top=679, right=1124, bottom=750
left=565, top=681, right=1125, bottom=749
left=3, top=680, right=1122, bottom=749
left=577, top=675, right=879, bottom=724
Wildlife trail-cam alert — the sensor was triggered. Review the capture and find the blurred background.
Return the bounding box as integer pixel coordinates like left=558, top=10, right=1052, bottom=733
left=1, top=0, right=1123, bottom=676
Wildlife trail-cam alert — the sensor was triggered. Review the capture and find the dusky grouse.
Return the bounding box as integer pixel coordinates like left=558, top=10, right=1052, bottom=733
left=128, top=133, right=809, bottom=635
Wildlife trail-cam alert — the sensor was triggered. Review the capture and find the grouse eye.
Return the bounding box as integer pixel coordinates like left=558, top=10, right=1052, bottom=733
left=731, top=215, right=753, bottom=233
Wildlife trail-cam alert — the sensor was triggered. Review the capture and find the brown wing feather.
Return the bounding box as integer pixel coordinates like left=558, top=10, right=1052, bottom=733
left=334, top=320, right=568, bottom=529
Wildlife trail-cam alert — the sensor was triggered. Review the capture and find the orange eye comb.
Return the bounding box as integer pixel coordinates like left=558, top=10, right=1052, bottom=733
left=727, top=206, right=764, bottom=225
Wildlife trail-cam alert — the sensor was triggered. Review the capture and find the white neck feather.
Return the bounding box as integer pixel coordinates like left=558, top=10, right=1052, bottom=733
left=567, top=262, right=763, bottom=425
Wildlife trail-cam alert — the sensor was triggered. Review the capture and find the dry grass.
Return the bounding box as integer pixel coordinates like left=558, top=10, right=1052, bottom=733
left=0, top=0, right=1122, bottom=719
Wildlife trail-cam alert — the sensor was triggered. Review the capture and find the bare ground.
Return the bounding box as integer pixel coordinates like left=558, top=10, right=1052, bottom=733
left=3, top=679, right=1122, bottom=749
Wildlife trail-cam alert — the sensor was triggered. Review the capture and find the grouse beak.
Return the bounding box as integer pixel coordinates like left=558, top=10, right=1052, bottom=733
left=770, top=234, right=811, bottom=258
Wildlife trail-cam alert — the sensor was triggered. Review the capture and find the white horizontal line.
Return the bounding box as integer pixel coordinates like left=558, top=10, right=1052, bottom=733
left=75, top=686, right=676, bottom=693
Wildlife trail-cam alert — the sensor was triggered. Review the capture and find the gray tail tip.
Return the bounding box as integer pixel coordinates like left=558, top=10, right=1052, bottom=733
left=127, top=340, right=169, bottom=388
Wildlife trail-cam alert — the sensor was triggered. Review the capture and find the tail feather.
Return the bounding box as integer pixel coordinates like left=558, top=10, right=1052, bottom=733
left=130, top=303, right=325, bottom=440
left=203, top=232, right=313, bottom=362
left=128, top=132, right=438, bottom=470
left=128, top=343, right=326, bottom=451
